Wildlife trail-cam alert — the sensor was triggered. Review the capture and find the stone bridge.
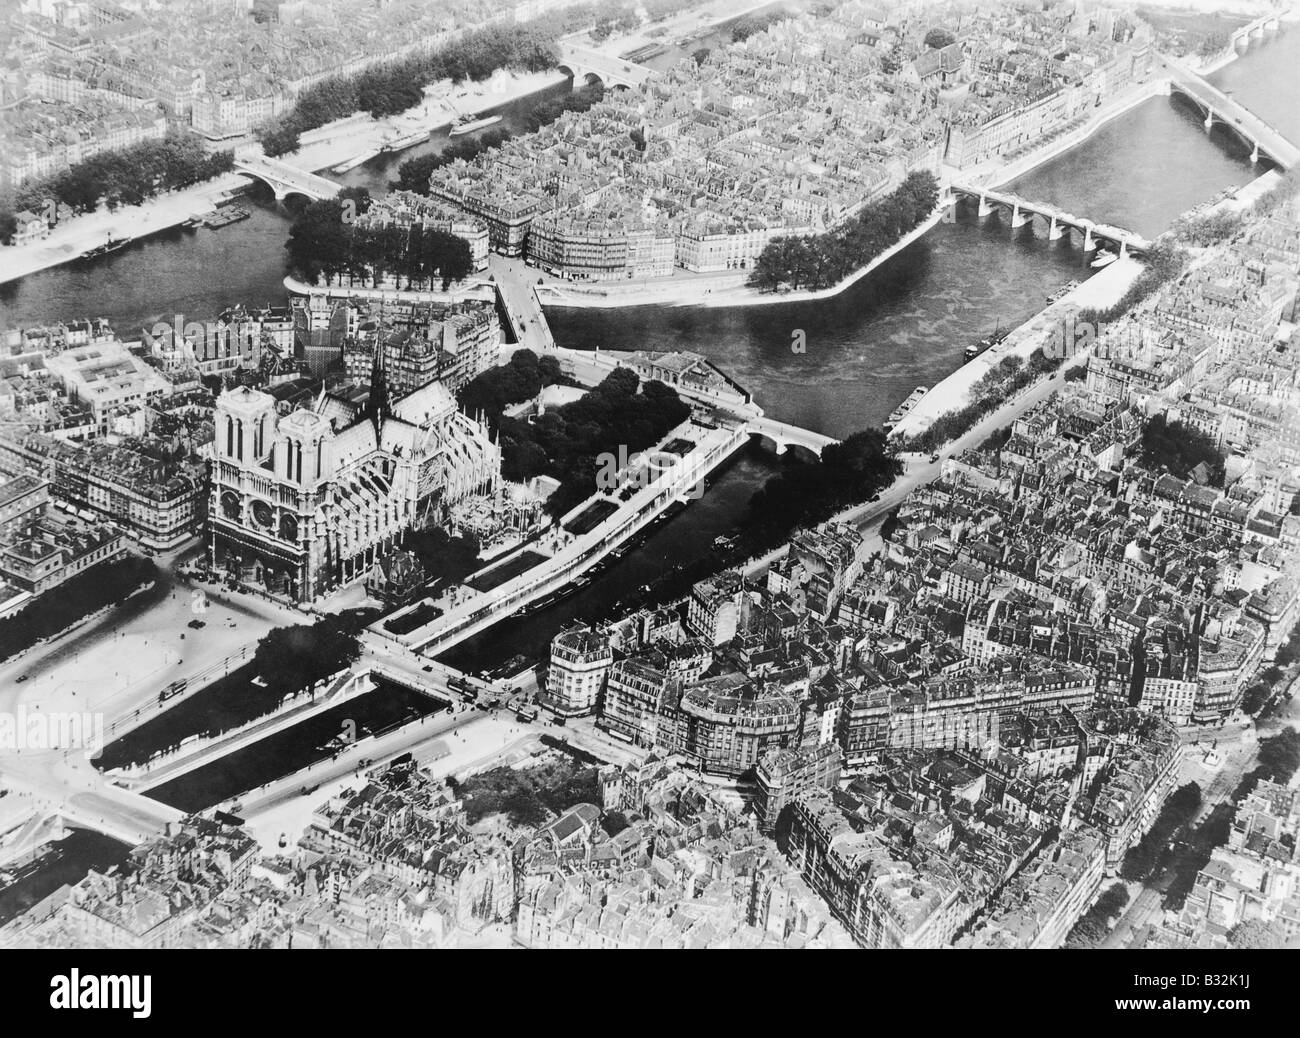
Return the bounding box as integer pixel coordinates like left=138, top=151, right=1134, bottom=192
left=1161, top=52, right=1299, bottom=169
left=557, top=42, right=651, bottom=92
left=949, top=182, right=1151, bottom=256
left=1229, top=12, right=1282, bottom=50
left=744, top=416, right=838, bottom=459
left=234, top=154, right=343, bottom=202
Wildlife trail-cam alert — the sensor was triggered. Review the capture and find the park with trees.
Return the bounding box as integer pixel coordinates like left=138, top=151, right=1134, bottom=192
left=459, top=362, right=692, bottom=518
left=747, top=171, right=940, bottom=293
left=285, top=188, right=474, bottom=289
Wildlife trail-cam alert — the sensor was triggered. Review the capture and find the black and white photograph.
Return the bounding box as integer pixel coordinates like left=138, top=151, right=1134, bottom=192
left=0, top=0, right=1297, bottom=1010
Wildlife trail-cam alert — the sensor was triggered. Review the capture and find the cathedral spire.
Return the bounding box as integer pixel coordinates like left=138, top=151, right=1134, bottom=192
left=365, top=325, right=391, bottom=433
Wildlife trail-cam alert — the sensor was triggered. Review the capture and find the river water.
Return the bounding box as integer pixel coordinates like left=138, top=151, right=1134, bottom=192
left=3, top=30, right=1291, bottom=430
left=3, top=21, right=1293, bottom=893
left=0, top=26, right=1290, bottom=657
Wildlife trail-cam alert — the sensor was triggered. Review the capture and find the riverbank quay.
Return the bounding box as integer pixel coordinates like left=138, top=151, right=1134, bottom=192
left=887, top=255, right=1146, bottom=440
left=0, top=173, right=248, bottom=286
left=532, top=203, right=951, bottom=310
left=378, top=419, right=750, bottom=658
left=0, top=69, right=565, bottom=288
left=520, top=64, right=1197, bottom=311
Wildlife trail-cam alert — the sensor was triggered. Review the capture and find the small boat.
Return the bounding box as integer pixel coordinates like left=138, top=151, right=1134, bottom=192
left=884, top=385, right=929, bottom=430
left=1091, top=248, right=1117, bottom=269
left=964, top=322, right=1009, bottom=362
left=1046, top=280, right=1080, bottom=304
left=83, top=234, right=129, bottom=258
left=204, top=205, right=250, bottom=229
left=380, top=130, right=429, bottom=153
left=448, top=113, right=503, bottom=137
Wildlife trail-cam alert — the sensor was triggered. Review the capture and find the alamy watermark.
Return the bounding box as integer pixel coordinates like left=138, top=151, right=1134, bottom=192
left=1043, top=315, right=1158, bottom=362
left=595, top=445, right=706, bottom=501
left=0, top=707, right=105, bottom=759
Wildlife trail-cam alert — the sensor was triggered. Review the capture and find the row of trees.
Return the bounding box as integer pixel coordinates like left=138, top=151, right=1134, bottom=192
left=1241, top=661, right=1288, bottom=715
left=285, top=188, right=473, bottom=288
left=588, top=0, right=699, bottom=40
left=731, top=9, right=794, bottom=42
left=1170, top=208, right=1243, bottom=246
left=493, top=367, right=692, bottom=517
left=747, top=171, right=941, bottom=293
left=1256, top=728, right=1300, bottom=785
left=747, top=429, right=904, bottom=549
left=1075, top=241, right=1189, bottom=327
left=1120, top=781, right=1203, bottom=882
left=256, top=1, right=624, bottom=157
left=1, top=134, right=233, bottom=240
left=900, top=345, right=1064, bottom=453
left=0, top=557, right=158, bottom=664
left=1063, top=882, right=1130, bottom=948
left=906, top=241, right=1191, bottom=454
left=392, top=82, right=605, bottom=193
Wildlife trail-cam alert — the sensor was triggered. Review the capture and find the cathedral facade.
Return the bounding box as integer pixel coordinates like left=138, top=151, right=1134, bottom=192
left=208, top=370, right=500, bottom=602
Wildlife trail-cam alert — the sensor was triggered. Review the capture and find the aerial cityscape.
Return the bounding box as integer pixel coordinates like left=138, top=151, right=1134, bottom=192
left=0, top=0, right=1298, bottom=969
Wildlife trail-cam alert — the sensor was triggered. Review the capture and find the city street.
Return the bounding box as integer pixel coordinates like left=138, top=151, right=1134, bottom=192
left=0, top=546, right=301, bottom=730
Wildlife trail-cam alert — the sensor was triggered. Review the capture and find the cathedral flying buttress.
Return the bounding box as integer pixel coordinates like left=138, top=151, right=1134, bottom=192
left=208, top=367, right=500, bottom=602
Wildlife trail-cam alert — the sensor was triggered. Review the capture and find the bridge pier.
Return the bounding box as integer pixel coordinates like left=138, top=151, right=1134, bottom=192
left=1010, top=203, right=1031, bottom=230
left=977, top=193, right=995, bottom=219
left=1251, top=141, right=1260, bottom=165
left=1082, top=226, right=1096, bottom=252
left=1204, top=111, right=1215, bottom=131
left=1119, top=241, right=1129, bottom=261
left=1048, top=216, right=1066, bottom=241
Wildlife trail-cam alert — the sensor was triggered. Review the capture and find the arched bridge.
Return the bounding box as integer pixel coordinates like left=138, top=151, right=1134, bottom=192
left=744, top=416, right=838, bottom=459
left=1161, top=53, right=1299, bottom=169
left=1229, top=13, right=1281, bottom=50
left=949, top=183, right=1151, bottom=256
left=234, top=154, right=342, bottom=201
left=557, top=42, right=651, bottom=92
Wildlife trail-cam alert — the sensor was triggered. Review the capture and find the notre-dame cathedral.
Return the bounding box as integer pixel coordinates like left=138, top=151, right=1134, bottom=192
left=208, top=354, right=500, bottom=602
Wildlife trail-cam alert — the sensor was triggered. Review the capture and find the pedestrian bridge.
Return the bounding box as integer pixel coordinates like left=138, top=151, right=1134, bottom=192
left=949, top=183, right=1152, bottom=256
left=557, top=43, right=651, bottom=92
left=744, top=416, right=838, bottom=459
left=234, top=154, right=342, bottom=202
left=1161, top=54, right=1300, bottom=169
